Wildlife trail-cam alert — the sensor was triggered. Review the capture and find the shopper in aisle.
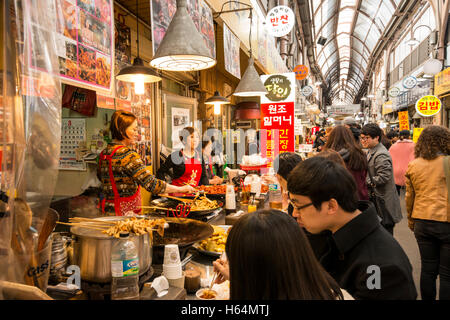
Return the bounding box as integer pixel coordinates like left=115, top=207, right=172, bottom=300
left=324, top=125, right=369, bottom=200
left=286, top=157, right=417, bottom=300
left=315, top=149, right=346, bottom=166
left=389, top=130, right=415, bottom=195
left=156, top=126, right=207, bottom=187
left=313, top=129, right=327, bottom=151
left=343, top=117, right=361, bottom=144
left=380, top=130, right=393, bottom=150
left=405, top=125, right=450, bottom=300
left=200, top=138, right=223, bottom=185
left=212, top=209, right=350, bottom=300
left=387, top=131, right=400, bottom=145
left=360, top=123, right=402, bottom=234
left=97, top=111, right=195, bottom=216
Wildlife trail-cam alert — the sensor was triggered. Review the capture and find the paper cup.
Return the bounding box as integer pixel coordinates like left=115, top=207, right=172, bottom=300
left=163, top=244, right=181, bottom=265
left=151, top=276, right=169, bottom=297
left=167, top=272, right=185, bottom=289
left=163, top=263, right=182, bottom=279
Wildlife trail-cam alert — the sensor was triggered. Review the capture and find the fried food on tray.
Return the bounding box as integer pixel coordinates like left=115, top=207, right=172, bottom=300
left=198, top=225, right=228, bottom=253
left=102, top=217, right=167, bottom=239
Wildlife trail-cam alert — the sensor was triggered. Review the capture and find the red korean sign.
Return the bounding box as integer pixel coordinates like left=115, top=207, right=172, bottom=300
left=415, top=95, right=441, bottom=117
left=398, top=111, right=409, bottom=131
left=260, top=102, right=295, bottom=166
left=260, top=73, right=296, bottom=167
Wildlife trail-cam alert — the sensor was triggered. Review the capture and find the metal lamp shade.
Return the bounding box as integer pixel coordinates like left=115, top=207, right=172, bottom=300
left=205, top=91, right=229, bottom=105
left=233, top=57, right=267, bottom=97
left=150, top=0, right=216, bottom=71
left=116, top=57, right=162, bottom=83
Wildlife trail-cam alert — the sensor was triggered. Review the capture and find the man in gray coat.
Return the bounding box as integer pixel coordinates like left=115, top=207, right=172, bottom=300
left=360, top=123, right=402, bottom=234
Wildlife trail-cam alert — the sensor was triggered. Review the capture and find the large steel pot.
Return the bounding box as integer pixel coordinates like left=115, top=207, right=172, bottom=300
left=71, top=217, right=151, bottom=283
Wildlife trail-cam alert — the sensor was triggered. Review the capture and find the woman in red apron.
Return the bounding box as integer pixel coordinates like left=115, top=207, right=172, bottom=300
left=200, top=139, right=223, bottom=185
left=156, top=127, right=208, bottom=188
left=98, top=111, right=195, bottom=216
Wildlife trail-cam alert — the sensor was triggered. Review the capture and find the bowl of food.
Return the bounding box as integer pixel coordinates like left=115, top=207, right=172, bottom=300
left=196, top=288, right=218, bottom=300
left=193, top=225, right=230, bottom=257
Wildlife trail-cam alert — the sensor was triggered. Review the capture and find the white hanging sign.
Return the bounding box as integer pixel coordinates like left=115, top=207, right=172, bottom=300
left=265, top=6, right=295, bottom=37
left=402, top=76, right=417, bottom=89
left=302, top=85, right=313, bottom=97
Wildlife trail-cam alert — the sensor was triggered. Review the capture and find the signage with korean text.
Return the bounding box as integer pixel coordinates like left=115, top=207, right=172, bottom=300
left=415, top=95, right=441, bottom=117
left=260, top=73, right=296, bottom=166
left=434, top=67, right=450, bottom=96
left=298, top=144, right=313, bottom=153
left=382, top=101, right=393, bottom=115
left=398, top=111, right=410, bottom=131
left=327, top=104, right=360, bottom=116
left=265, top=5, right=295, bottom=37
left=413, top=128, right=424, bottom=143
left=388, top=87, right=400, bottom=98
left=301, top=85, right=313, bottom=97
left=403, top=76, right=417, bottom=89
left=294, top=118, right=303, bottom=135
left=294, top=65, right=308, bottom=80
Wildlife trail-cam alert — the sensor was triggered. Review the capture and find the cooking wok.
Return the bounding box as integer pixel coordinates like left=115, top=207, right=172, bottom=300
left=148, top=216, right=214, bottom=264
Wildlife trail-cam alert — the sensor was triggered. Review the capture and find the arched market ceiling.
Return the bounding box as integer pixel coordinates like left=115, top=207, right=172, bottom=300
left=311, top=0, right=402, bottom=105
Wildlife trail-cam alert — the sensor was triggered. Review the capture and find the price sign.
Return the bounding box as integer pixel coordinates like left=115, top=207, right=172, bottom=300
left=298, top=144, right=313, bottom=153
left=415, top=95, right=441, bottom=117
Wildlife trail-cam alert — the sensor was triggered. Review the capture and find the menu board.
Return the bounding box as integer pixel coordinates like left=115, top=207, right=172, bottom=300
left=59, top=118, right=86, bottom=170
left=29, top=0, right=114, bottom=91
left=150, top=0, right=215, bottom=58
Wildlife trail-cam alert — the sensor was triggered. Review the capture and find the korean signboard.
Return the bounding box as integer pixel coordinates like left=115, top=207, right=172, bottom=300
left=265, top=6, right=295, bottom=37
left=434, top=67, right=450, bottom=96
left=294, top=65, right=308, bottom=80
left=415, top=95, right=441, bottom=117
left=260, top=73, right=296, bottom=166
left=398, top=111, right=410, bottom=131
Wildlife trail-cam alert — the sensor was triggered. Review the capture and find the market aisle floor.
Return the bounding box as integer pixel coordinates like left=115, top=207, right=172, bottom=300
left=393, top=189, right=422, bottom=300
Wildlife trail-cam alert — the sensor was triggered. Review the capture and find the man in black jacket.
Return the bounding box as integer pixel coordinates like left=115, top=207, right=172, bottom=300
left=287, top=157, right=417, bottom=300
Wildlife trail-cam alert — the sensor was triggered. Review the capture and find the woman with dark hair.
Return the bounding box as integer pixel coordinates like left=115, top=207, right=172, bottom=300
left=405, top=125, right=450, bottom=300
left=324, top=125, right=369, bottom=200
left=98, top=111, right=195, bottom=216
left=200, top=138, right=223, bottom=185
left=156, top=126, right=207, bottom=187
left=213, top=210, right=350, bottom=300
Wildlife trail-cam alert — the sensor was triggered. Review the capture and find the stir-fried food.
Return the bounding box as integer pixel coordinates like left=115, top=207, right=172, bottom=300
left=102, top=217, right=167, bottom=239
left=190, top=196, right=220, bottom=211
left=200, top=289, right=217, bottom=299
left=198, top=225, right=228, bottom=253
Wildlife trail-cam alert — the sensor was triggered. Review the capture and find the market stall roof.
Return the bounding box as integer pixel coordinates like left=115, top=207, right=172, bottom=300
left=311, top=0, right=400, bottom=105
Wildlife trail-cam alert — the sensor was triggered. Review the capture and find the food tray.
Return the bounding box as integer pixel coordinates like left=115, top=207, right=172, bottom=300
left=193, top=225, right=231, bottom=258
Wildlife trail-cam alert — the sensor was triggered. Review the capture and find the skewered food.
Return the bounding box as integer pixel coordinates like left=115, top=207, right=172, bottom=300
left=102, top=217, right=167, bottom=239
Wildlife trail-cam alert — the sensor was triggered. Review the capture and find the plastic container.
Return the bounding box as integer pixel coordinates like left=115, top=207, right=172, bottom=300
left=111, top=232, right=140, bottom=300
left=269, top=183, right=283, bottom=210
left=225, top=184, right=236, bottom=214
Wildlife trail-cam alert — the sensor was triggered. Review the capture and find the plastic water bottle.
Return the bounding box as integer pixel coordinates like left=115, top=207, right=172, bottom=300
left=111, top=232, right=140, bottom=300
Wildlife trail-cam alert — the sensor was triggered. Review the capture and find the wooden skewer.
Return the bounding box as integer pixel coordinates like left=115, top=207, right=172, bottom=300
left=69, top=218, right=116, bottom=224
left=163, top=195, right=194, bottom=203
left=57, top=222, right=108, bottom=231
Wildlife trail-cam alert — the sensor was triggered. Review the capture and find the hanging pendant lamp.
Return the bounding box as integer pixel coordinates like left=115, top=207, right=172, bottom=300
left=116, top=0, right=161, bottom=90
left=150, top=0, right=216, bottom=71
left=205, top=91, right=230, bottom=105
left=233, top=57, right=267, bottom=97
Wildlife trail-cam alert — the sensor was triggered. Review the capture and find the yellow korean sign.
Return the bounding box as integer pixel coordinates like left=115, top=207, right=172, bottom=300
left=413, top=128, right=424, bottom=143
left=398, top=111, right=409, bottom=131
left=434, top=67, right=450, bottom=96
left=382, top=101, right=393, bottom=115
left=415, top=95, right=441, bottom=117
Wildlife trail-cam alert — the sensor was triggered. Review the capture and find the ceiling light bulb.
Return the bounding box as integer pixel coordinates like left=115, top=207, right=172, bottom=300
left=134, top=75, right=145, bottom=95
left=213, top=104, right=221, bottom=115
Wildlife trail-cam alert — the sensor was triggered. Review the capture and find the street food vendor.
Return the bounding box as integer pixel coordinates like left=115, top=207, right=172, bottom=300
left=200, top=138, right=223, bottom=185
left=156, top=126, right=207, bottom=187
left=98, top=111, right=195, bottom=216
